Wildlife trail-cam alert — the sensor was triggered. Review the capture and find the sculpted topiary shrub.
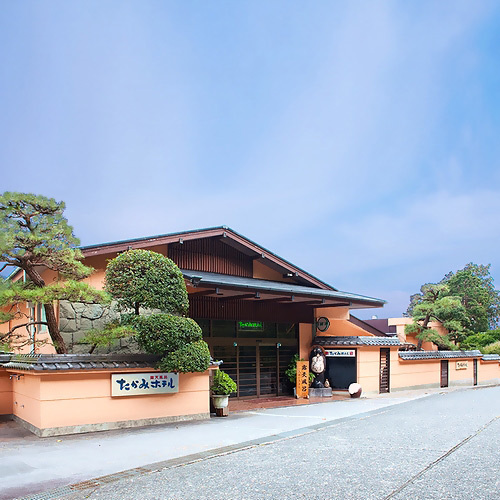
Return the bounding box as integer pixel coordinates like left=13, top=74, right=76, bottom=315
left=105, top=249, right=210, bottom=372
left=105, top=249, right=188, bottom=315
left=157, top=340, right=211, bottom=373
left=133, top=315, right=203, bottom=352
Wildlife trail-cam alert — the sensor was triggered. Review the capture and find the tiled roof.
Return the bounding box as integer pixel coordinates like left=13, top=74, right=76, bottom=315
left=399, top=350, right=482, bottom=360
left=314, top=336, right=403, bottom=347
left=481, top=354, right=500, bottom=361
left=2, top=353, right=162, bottom=371
left=0, top=353, right=12, bottom=365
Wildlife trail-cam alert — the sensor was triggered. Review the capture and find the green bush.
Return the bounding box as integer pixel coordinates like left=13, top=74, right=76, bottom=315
left=482, top=340, right=500, bottom=355
left=132, top=314, right=203, bottom=353
left=157, top=340, right=211, bottom=373
left=104, top=249, right=208, bottom=372
left=105, top=249, right=188, bottom=315
left=210, top=370, right=237, bottom=395
left=461, top=330, right=500, bottom=350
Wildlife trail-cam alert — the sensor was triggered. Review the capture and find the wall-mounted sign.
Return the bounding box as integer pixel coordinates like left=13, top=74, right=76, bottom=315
left=238, top=320, right=264, bottom=331
left=325, top=349, right=356, bottom=358
left=455, top=361, right=469, bottom=370
left=111, top=372, right=179, bottom=397
left=296, top=361, right=309, bottom=399
left=316, top=317, right=330, bottom=332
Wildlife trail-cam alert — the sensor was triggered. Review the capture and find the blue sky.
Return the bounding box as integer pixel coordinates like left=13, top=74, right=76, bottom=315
left=1, top=1, right=500, bottom=318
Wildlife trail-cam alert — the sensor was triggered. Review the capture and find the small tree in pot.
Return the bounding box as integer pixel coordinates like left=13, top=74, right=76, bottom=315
left=210, top=370, right=237, bottom=415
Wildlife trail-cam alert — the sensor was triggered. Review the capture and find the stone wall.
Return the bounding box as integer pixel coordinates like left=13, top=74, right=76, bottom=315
left=59, top=301, right=139, bottom=354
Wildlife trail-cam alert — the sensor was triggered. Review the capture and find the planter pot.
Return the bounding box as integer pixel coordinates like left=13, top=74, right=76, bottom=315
left=211, top=394, right=229, bottom=409
left=348, top=383, right=362, bottom=398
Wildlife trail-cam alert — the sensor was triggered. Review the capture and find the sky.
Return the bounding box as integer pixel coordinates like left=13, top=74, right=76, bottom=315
left=1, top=1, right=500, bottom=319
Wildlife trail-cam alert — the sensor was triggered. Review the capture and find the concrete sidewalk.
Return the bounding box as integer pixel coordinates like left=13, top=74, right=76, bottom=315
left=0, top=386, right=467, bottom=500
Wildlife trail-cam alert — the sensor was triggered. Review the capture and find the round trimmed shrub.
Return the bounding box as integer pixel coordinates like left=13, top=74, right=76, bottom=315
left=105, top=249, right=188, bottom=315
left=132, top=314, right=203, bottom=353
left=157, top=340, right=211, bottom=373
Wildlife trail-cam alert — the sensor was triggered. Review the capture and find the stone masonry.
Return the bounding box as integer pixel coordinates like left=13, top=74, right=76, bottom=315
left=59, top=301, right=139, bottom=354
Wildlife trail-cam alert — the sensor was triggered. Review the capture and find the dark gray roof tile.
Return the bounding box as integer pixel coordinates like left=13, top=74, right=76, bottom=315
left=2, top=353, right=162, bottom=371
left=481, top=354, right=500, bottom=361
left=314, top=336, right=403, bottom=347
left=399, top=350, right=482, bottom=360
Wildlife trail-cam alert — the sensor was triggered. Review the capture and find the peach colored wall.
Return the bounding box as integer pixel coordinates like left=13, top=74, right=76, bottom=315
left=311, top=308, right=371, bottom=337
left=1, top=287, right=56, bottom=355
left=299, top=323, right=313, bottom=359
left=8, top=367, right=210, bottom=434
left=391, top=359, right=441, bottom=391
left=0, top=369, right=13, bottom=415
left=357, top=348, right=383, bottom=394
left=448, top=360, right=474, bottom=386
left=315, top=307, right=349, bottom=321
left=388, top=317, right=441, bottom=351
left=82, top=245, right=169, bottom=291
left=478, top=361, right=500, bottom=385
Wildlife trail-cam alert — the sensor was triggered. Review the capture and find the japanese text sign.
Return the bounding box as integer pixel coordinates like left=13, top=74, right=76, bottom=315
left=111, top=372, right=179, bottom=397
left=296, top=361, right=309, bottom=399
left=325, top=349, right=356, bottom=357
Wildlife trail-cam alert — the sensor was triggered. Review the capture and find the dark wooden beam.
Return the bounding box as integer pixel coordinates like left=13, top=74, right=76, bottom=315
left=312, top=302, right=351, bottom=308
left=219, top=293, right=258, bottom=302
left=259, top=296, right=294, bottom=303
left=188, top=289, right=216, bottom=297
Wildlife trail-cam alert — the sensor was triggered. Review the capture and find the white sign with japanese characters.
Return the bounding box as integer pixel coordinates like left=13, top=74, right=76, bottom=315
left=111, top=372, right=179, bottom=396
left=324, top=349, right=356, bottom=357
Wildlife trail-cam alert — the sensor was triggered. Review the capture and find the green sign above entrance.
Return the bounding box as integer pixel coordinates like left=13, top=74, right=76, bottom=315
left=238, top=321, right=264, bottom=332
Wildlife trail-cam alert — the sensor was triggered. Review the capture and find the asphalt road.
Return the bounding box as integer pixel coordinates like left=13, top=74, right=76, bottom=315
left=57, top=386, right=500, bottom=500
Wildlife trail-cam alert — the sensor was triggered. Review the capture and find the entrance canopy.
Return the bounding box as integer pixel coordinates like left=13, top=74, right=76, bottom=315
left=183, top=270, right=385, bottom=310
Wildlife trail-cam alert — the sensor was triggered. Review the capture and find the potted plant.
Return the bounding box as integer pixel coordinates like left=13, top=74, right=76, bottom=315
left=210, top=370, right=237, bottom=416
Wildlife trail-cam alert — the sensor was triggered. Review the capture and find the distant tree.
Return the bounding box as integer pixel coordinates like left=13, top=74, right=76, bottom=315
left=0, top=192, right=108, bottom=353
left=405, top=283, right=467, bottom=349
left=442, top=263, right=500, bottom=332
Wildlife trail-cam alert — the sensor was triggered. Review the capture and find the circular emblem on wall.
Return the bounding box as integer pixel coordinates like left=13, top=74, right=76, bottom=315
left=316, top=317, right=330, bottom=332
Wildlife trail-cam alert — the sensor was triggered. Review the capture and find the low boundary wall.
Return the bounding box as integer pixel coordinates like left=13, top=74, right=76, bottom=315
left=1, top=354, right=214, bottom=437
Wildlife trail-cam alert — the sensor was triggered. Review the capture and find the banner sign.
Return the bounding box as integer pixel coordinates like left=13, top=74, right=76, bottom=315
left=455, top=361, right=468, bottom=370
left=325, top=349, right=356, bottom=358
left=111, top=372, right=179, bottom=397
left=296, top=361, right=309, bottom=399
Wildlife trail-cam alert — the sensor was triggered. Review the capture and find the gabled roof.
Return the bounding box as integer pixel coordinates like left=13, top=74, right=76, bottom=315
left=80, top=226, right=335, bottom=290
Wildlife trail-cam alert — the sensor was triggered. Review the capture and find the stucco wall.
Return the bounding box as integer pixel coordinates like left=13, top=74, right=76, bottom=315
left=0, top=369, right=13, bottom=416
left=357, top=348, right=382, bottom=394
left=8, top=368, right=211, bottom=437
left=448, top=360, right=474, bottom=387
left=391, top=359, right=441, bottom=391
left=478, top=361, right=500, bottom=385
left=299, top=323, right=314, bottom=359
left=311, top=308, right=372, bottom=337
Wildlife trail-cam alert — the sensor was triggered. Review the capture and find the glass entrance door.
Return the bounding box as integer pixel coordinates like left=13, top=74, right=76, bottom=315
left=239, top=345, right=257, bottom=397
left=258, top=345, right=277, bottom=396
left=212, top=343, right=291, bottom=398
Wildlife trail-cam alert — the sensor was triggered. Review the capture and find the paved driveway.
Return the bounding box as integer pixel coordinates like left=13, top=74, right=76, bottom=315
left=2, top=386, right=499, bottom=499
